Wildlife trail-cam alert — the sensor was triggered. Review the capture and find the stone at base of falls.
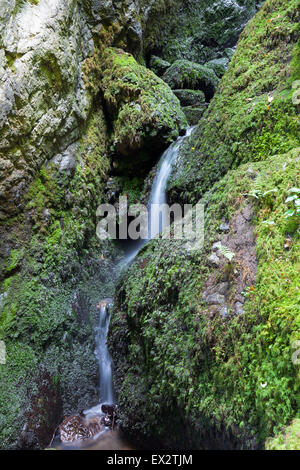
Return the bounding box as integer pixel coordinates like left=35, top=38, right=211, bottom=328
left=60, top=416, right=102, bottom=443
left=59, top=404, right=118, bottom=443
left=102, top=404, right=117, bottom=418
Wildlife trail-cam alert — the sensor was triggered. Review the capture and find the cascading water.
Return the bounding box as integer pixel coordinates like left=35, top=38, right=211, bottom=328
left=84, top=299, right=114, bottom=421
left=122, top=126, right=195, bottom=265
left=96, top=300, right=114, bottom=404
left=148, top=126, right=195, bottom=239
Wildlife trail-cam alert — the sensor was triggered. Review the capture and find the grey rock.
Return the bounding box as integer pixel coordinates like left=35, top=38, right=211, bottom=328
left=212, top=241, right=222, bottom=252
left=219, top=221, right=230, bottom=232
left=216, top=282, right=230, bottom=296
left=235, top=302, right=244, bottom=315
left=220, top=306, right=228, bottom=319
left=208, top=253, right=221, bottom=268
left=206, top=293, right=225, bottom=306
left=51, top=143, right=78, bottom=173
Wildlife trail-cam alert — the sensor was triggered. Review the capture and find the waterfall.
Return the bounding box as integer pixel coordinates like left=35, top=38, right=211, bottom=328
left=148, top=126, right=195, bottom=239
left=96, top=300, right=114, bottom=404
left=121, top=126, right=195, bottom=265
left=84, top=299, right=114, bottom=420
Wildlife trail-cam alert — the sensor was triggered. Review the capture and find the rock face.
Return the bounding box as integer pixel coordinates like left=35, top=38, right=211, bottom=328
left=167, top=0, right=300, bottom=205
left=0, top=0, right=93, bottom=218
left=0, top=0, right=186, bottom=219
left=144, top=0, right=262, bottom=65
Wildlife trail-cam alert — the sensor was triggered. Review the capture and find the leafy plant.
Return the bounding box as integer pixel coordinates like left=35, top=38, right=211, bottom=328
left=217, top=244, right=235, bottom=262
left=246, top=188, right=278, bottom=200
left=285, top=188, right=300, bottom=219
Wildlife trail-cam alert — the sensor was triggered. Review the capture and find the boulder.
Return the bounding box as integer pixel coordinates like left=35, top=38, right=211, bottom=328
left=100, top=48, right=187, bottom=158
left=149, top=55, right=171, bottom=77
left=162, top=60, right=219, bottom=100
left=205, top=58, right=228, bottom=78
left=183, top=106, right=207, bottom=125
left=173, top=89, right=206, bottom=107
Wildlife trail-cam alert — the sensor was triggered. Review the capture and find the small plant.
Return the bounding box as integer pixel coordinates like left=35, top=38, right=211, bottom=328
left=246, top=188, right=278, bottom=200
left=284, top=188, right=300, bottom=219
left=217, top=244, right=235, bottom=262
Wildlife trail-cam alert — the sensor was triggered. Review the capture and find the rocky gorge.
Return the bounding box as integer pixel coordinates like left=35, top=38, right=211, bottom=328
left=0, top=0, right=299, bottom=451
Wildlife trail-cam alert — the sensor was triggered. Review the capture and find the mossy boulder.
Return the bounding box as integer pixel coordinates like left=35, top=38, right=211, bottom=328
left=149, top=55, right=171, bottom=77
left=100, top=48, right=187, bottom=158
left=173, top=89, right=206, bottom=107
left=183, top=106, right=207, bottom=126
left=205, top=58, right=228, bottom=78
left=144, top=0, right=260, bottom=65
left=163, top=60, right=219, bottom=100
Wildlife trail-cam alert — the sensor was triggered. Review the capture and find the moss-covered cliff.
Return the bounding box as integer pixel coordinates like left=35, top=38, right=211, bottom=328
left=109, top=0, right=300, bottom=450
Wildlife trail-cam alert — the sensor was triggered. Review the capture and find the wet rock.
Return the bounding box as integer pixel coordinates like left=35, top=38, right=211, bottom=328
left=101, top=404, right=117, bottom=417
left=205, top=293, right=225, bottom=306
left=219, top=221, right=230, bottom=232
left=60, top=415, right=102, bottom=443
left=235, top=302, right=244, bottom=315
left=208, top=253, right=221, bottom=268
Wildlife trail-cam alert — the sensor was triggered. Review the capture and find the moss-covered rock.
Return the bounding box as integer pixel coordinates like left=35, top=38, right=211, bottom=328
left=100, top=48, right=187, bottom=158
left=163, top=60, right=219, bottom=100
left=0, top=106, right=122, bottom=449
left=173, top=89, right=206, bottom=107
left=149, top=55, right=171, bottom=77
left=109, top=0, right=300, bottom=450
left=144, top=0, right=261, bottom=65
left=205, top=58, right=228, bottom=78
left=183, top=106, right=207, bottom=126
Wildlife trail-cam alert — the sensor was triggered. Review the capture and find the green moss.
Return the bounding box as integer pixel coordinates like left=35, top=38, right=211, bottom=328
left=99, top=47, right=187, bottom=156
left=163, top=60, right=219, bottom=100
left=144, top=0, right=258, bottom=65
left=0, top=102, right=116, bottom=448
left=266, top=419, right=300, bottom=450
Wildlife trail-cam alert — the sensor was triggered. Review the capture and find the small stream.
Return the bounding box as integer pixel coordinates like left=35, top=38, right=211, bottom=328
left=59, top=126, right=195, bottom=449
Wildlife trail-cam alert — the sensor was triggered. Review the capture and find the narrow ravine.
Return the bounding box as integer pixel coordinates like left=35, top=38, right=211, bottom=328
left=57, top=126, right=195, bottom=449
